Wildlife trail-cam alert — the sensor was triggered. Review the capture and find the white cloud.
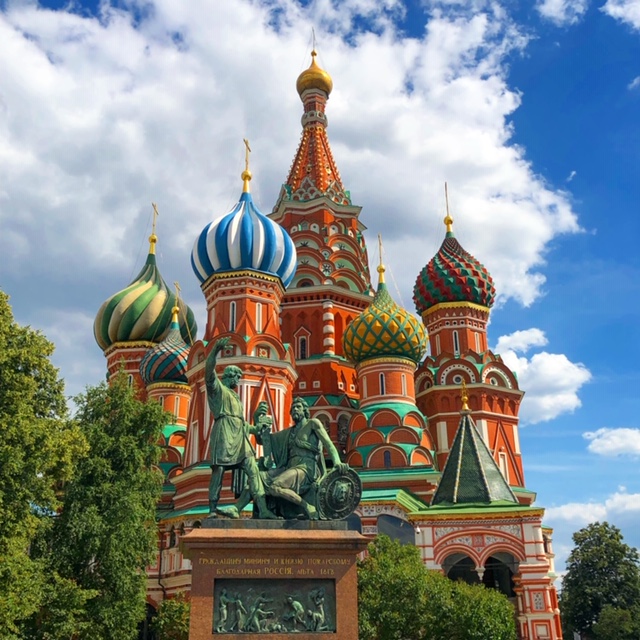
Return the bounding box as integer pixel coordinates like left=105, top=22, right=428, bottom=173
left=584, top=427, right=640, bottom=456
left=495, top=329, right=591, bottom=423
left=495, top=328, right=548, bottom=353
left=544, top=489, right=640, bottom=571
left=0, top=1, right=581, bottom=396
left=566, top=169, right=577, bottom=181
left=629, top=76, right=640, bottom=89
left=602, top=0, right=640, bottom=30
left=536, top=0, right=589, bottom=26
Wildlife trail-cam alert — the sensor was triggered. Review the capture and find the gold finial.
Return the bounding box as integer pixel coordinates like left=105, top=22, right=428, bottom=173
left=460, top=380, right=471, bottom=414
left=443, top=182, right=453, bottom=234
left=242, top=138, right=252, bottom=193
left=149, top=202, right=159, bottom=254
left=171, top=282, right=182, bottom=325
left=377, top=233, right=385, bottom=284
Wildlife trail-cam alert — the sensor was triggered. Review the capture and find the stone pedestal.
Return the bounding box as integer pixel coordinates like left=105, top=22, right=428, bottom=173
left=182, top=520, right=368, bottom=639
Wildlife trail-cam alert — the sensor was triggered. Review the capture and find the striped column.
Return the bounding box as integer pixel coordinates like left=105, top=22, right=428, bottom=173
left=323, top=301, right=335, bottom=355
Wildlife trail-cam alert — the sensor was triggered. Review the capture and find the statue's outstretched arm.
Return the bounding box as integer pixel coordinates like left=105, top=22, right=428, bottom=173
left=206, top=336, right=231, bottom=393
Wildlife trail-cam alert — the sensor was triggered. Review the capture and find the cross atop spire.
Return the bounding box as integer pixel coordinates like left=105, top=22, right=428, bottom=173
left=149, top=202, right=159, bottom=255
left=242, top=138, right=252, bottom=193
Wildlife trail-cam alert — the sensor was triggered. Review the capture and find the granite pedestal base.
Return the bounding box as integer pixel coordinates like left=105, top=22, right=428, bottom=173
left=182, top=519, right=368, bottom=640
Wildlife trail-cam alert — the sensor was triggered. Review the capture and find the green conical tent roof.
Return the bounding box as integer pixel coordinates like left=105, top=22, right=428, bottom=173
left=431, top=413, right=518, bottom=506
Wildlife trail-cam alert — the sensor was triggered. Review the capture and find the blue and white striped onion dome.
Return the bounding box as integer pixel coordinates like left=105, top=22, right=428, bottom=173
left=191, top=191, right=297, bottom=287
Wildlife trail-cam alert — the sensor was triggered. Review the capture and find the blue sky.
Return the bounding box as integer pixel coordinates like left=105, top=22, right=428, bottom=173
left=1, top=0, right=639, bottom=573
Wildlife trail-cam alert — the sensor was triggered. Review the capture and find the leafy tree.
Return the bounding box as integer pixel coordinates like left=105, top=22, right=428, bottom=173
left=41, top=373, right=166, bottom=640
left=358, top=535, right=516, bottom=640
left=152, top=592, right=191, bottom=640
left=0, top=291, right=84, bottom=636
left=591, top=604, right=640, bottom=640
left=358, top=535, right=429, bottom=640
left=560, top=521, right=640, bottom=639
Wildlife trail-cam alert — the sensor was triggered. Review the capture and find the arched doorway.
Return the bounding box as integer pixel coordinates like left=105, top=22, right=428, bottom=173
left=443, top=553, right=480, bottom=585
left=482, top=552, right=517, bottom=598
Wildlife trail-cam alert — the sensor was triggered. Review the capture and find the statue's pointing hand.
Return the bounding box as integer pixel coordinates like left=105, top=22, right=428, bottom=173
left=213, top=336, right=232, bottom=355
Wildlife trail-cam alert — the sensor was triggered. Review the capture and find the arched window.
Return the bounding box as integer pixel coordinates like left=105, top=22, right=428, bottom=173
left=435, top=335, right=441, bottom=356
left=174, top=397, right=180, bottom=423
left=453, top=330, right=460, bottom=356
left=379, top=373, right=386, bottom=395
left=256, top=302, right=263, bottom=333
left=499, top=452, right=509, bottom=482
left=127, top=374, right=134, bottom=387
left=158, top=396, right=164, bottom=408
left=474, top=331, right=481, bottom=352
left=362, top=377, right=368, bottom=398
left=229, top=301, right=236, bottom=332
left=384, top=450, right=392, bottom=469
left=401, top=374, right=407, bottom=396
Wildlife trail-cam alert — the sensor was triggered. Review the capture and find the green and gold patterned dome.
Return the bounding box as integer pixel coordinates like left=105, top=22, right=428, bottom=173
left=94, top=232, right=197, bottom=352
left=343, top=264, right=427, bottom=365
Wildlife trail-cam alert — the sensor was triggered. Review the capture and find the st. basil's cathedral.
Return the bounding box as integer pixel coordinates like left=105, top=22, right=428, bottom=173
left=94, top=51, right=563, bottom=639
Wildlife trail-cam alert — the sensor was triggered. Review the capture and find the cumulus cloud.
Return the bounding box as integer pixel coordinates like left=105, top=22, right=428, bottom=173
left=536, top=0, right=589, bottom=26
left=495, top=329, right=591, bottom=423
left=602, top=0, right=640, bottom=30
left=544, top=489, right=640, bottom=570
left=0, top=0, right=581, bottom=395
left=584, top=427, right=640, bottom=456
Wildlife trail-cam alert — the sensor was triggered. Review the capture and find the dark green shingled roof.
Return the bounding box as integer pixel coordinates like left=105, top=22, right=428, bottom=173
left=431, top=413, right=517, bottom=506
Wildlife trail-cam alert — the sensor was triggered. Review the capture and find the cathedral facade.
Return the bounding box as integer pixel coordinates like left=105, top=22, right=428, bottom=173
left=94, top=52, right=562, bottom=640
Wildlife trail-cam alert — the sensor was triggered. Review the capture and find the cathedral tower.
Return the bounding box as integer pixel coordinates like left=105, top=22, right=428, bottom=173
left=270, top=51, right=374, bottom=450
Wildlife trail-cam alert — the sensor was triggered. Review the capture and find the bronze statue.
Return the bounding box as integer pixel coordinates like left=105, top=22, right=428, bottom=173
left=205, top=336, right=276, bottom=519
left=224, top=396, right=361, bottom=520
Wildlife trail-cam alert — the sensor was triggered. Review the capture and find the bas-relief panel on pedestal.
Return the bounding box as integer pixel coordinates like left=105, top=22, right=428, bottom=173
left=213, top=579, right=336, bottom=634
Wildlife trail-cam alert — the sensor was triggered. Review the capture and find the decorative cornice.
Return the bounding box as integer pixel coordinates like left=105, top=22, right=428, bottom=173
left=105, top=341, right=155, bottom=356
left=201, top=269, right=284, bottom=290
left=147, top=381, right=191, bottom=392
left=423, top=301, right=491, bottom=317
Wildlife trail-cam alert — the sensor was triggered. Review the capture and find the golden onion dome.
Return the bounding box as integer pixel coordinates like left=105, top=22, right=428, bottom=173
left=296, top=50, right=333, bottom=97
left=343, top=264, right=428, bottom=365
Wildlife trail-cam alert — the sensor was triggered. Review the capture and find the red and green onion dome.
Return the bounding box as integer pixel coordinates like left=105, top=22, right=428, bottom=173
left=413, top=214, right=496, bottom=315
left=94, top=235, right=197, bottom=352
left=140, top=306, right=190, bottom=385
left=343, top=265, right=427, bottom=364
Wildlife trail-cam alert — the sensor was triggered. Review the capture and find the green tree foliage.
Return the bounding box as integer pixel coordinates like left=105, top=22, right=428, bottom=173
left=358, top=535, right=430, bottom=640
left=41, top=374, right=166, bottom=639
left=0, top=291, right=85, bottom=636
left=560, top=521, right=640, bottom=639
left=358, top=535, right=516, bottom=640
left=152, top=592, right=191, bottom=640
left=591, top=604, right=640, bottom=640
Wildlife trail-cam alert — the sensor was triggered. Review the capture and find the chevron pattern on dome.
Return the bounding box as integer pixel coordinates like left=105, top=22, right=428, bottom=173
left=140, top=312, right=190, bottom=385
left=343, top=276, right=427, bottom=364
left=192, top=191, right=297, bottom=287
left=94, top=253, right=197, bottom=352
left=413, top=233, right=495, bottom=315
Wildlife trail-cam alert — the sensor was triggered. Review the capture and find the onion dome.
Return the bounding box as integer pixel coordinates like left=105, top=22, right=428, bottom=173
left=343, top=263, right=427, bottom=364
left=140, top=306, right=190, bottom=385
left=191, top=165, right=297, bottom=287
left=296, top=50, right=333, bottom=96
left=94, top=232, right=197, bottom=351
left=413, top=212, right=496, bottom=315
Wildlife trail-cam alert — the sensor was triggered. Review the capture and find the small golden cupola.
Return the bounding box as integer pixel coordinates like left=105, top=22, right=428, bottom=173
left=296, top=50, right=333, bottom=97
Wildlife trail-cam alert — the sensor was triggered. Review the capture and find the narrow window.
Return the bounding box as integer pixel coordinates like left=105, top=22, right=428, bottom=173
left=453, top=330, right=460, bottom=356
left=229, top=301, right=237, bottom=332
left=498, top=452, right=509, bottom=482
left=401, top=373, right=407, bottom=396
left=435, top=335, right=441, bottom=356
left=174, top=397, right=180, bottom=423
left=379, top=373, right=386, bottom=395
left=384, top=450, right=392, bottom=469
left=299, top=336, right=308, bottom=360
left=127, top=374, right=134, bottom=387
left=474, top=331, right=481, bottom=352
left=363, top=377, right=368, bottom=398
left=256, top=303, right=263, bottom=333
left=158, top=396, right=165, bottom=408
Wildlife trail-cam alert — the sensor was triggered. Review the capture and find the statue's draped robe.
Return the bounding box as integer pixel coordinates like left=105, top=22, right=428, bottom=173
left=208, top=382, right=253, bottom=466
